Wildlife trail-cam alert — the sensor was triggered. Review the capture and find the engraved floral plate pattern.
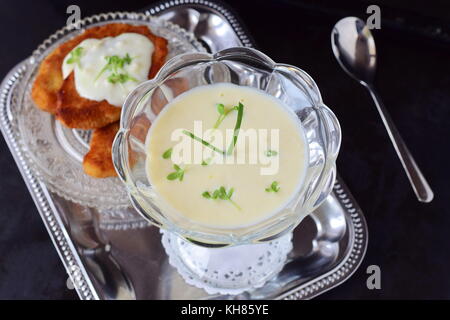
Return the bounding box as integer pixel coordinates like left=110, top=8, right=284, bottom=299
left=17, top=12, right=206, bottom=210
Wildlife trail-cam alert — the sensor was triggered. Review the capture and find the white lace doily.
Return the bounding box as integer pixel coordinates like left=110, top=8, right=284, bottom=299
left=161, top=231, right=293, bottom=295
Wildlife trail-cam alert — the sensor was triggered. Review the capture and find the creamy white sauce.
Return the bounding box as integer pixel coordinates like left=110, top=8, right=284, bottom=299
left=62, top=33, right=154, bottom=107
left=145, top=83, right=308, bottom=228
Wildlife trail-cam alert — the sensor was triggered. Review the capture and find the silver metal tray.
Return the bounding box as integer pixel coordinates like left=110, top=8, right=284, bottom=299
left=0, top=0, right=368, bottom=300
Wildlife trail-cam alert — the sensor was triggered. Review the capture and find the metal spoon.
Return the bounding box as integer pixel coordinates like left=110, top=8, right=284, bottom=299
left=331, top=17, right=434, bottom=203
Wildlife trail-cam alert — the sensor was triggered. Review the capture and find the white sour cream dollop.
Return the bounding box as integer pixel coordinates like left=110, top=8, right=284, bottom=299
left=62, top=33, right=154, bottom=107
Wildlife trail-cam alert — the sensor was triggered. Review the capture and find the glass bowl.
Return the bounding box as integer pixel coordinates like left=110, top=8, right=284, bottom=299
left=113, top=47, right=341, bottom=246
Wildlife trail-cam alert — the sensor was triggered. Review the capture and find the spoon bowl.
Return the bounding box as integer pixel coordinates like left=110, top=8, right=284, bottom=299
left=331, top=17, right=376, bottom=84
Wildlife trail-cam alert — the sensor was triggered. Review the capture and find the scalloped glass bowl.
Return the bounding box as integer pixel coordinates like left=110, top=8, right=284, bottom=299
left=16, top=12, right=206, bottom=210
left=113, top=47, right=341, bottom=245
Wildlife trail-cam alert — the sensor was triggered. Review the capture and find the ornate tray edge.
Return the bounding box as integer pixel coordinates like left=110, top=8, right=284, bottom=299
left=0, top=61, right=99, bottom=300
left=279, top=178, right=368, bottom=300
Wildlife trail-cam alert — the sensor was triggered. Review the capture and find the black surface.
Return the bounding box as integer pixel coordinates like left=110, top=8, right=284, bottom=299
left=0, top=0, right=449, bottom=300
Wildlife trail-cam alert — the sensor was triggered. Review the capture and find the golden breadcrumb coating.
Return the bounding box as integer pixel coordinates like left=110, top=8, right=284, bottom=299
left=32, top=23, right=168, bottom=129
left=83, top=122, right=119, bottom=178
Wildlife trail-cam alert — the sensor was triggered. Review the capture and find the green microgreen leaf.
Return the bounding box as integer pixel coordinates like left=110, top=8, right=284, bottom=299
left=202, top=186, right=240, bottom=210
left=217, top=103, right=225, bottom=115
left=162, top=148, right=173, bottom=159
left=226, top=102, right=244, bottom=155
left=201, top=157, right=212, bottom=166
left=266, top=150, right=278, bottom=157
left=167, top=172, right=180, bottom=180
left=123, top=53, right=132, bottom=65
left=272, top=181, right=280, bottom=192
left=166, top=164, right=185, bottom=182
left=227, top=188, right=234, bottom=198
left=202, top=191, right=211, bottom=199
left=66, top=47, right=84, bottom=67
left=219, top=186, right=227, bottom=199
left=213, top=103, right=240, bottom=129
left=265, top=181, right=280, bottom=193
left=95, top=53, right=136, bottom=84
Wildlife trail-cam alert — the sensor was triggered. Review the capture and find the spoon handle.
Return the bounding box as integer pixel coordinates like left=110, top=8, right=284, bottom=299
left=366, top=85, right=434, bottom=203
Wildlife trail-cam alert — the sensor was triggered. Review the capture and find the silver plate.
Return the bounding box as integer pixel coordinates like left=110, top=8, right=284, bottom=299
left=0, top=0, right=368, bottom=300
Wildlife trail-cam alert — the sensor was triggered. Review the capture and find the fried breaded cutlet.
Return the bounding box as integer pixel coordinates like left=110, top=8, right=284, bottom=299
left=56, top=73, right=122, bottom=129
left=31, top=23, right=168, bottom=129
left=86, top=114, right=154, bottom=178
left=83, top=122, right=120, bottom=178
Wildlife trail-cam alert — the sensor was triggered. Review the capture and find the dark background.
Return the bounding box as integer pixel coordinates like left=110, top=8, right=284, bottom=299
left=0, top=0, right=449, bottom=299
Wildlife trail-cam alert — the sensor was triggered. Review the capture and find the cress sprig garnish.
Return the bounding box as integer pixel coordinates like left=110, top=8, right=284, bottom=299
left=165, top=101, right=244, bottom=184
left=95, top=53, right=138, bottom=84
left=202, top=186, right=241, bottom=210
left=213, top=103, right=239, bottom=129
left=266, top=150, right=278, bottom=157
left=265, top=181, right=280, bottom=193
left=162, top=147, right=173, bottom=159
left=166, top=164, right=185, bottom=181
left=182, top=102, right=244, bottom=157
left=226, top=102, right=244, bottom=155
left=182, top=130, right=226, bottom=156
left=66, top=47, right=84, bottom=67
